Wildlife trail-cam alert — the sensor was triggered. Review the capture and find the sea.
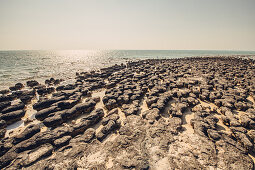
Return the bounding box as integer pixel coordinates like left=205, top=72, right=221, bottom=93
left=0, top=50, right=255, bottom=90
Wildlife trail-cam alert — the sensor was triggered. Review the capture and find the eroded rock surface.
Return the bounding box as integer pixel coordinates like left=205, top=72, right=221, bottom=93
left=1, top=57, right=255, bottom=169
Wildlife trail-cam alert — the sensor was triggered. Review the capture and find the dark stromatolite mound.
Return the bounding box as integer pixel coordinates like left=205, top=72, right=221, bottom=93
left=0, top=109, right=25, bottom=125
left=0, top=56, right=255, bottom=169
left=26, top=80, right=39, bottom=88
left=33, top=96, right=66, bottom=111
left=1, top=103, right=25, bottom=114
left=9, top=83, right=24, bottom=91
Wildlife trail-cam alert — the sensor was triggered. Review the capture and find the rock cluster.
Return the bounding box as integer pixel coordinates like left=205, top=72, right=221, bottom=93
left=0, top=56, right=255, bottom=169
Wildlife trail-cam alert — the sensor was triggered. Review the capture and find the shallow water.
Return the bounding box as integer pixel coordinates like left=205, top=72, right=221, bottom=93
left=6, top=120, right=24, bottom=131
left=1, top=50, right=255, bottom=90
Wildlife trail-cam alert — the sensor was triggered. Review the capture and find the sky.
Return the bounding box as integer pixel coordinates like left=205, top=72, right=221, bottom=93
left=0, top=0, right=254, bottom=50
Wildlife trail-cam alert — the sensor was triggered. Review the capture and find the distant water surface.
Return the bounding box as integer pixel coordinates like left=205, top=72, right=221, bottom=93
left=0, top=50, right=255, bottom=90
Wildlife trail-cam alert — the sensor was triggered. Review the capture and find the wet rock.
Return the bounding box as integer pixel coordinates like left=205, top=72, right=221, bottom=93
left=61, top=88, right=80, bottom=97
left=43, top=111, right=64, bottom=127
left=71, top=108, right=104, bottom=136
left=20, top=95, right=34, bottom=104
left=0, top=89, right=10, bottom=95
left=33, top=96, right=66, bottom=111
left=56, top=84, right=76, bottom=91
left=0, top=138, right=13, bottom=158
left=69, top=92, right=82, bottom=101
left=14, top=126, right=72, bottom=154
left=62, top=99, right=96, bottom=120
left=52, top=126, right=73, bottom=139
left=71, top=120, right=90, bottom=137
left=15, top=83, right=24, bottom=89
left=81, top=108, right=104, bottom=123
left=0, top=95, right=15, bottom=102
left=13, top=124, right=41, bottom=145
left=56, top=99, right=79, bottom=110
left=0, top=128, right=6, bottom=139
left=1, top=103, right=25, bottom=114
left=0, top=148, right=18, bottom=168
left=45, top=78, right=61, bottom=86
left=20, top=143, right=54, bottom=167
left=37, top=87, right=55, bottom=96
left=7, top=133, right=50, bottom=157
left=27, top=80, right=39, bottom=87
left=0, top=101, right=11, bottom=112
left=9, top=83, right=24, bottom=91
left=0, top=110, right=25, bottom=125
left=0, top=119, right=7, bottom=129
left=35, top=106, right=60, bottom=121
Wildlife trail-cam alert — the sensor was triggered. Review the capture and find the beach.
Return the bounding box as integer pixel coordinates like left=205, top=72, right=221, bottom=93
left=0, top=56, right=255, bottom=169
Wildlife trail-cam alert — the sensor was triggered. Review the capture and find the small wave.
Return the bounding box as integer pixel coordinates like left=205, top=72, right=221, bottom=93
left=29, top=70, right=40, bottom=74
left=0, top=74, right=11, bottom=78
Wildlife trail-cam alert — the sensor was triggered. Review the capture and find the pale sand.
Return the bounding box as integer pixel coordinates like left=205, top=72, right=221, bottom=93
left=91, top=89, right=107, bottom=113
left=140, top=97, right=149, bottom=113
left=181, top=108, right=195, bottom=134
left=5, top=96, right=39, bottom=138
left=117, top=108, right=126, bottom=126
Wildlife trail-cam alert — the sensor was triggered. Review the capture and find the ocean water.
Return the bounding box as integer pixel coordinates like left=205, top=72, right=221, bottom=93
left=0, top=50, right=255, bottom=90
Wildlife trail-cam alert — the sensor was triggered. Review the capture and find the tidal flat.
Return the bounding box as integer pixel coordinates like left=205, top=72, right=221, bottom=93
left=0, top=56, right=255, bottom=169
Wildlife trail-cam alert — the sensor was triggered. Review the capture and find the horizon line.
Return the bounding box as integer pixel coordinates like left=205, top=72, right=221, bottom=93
left=0, top=49, right=255, bottom=52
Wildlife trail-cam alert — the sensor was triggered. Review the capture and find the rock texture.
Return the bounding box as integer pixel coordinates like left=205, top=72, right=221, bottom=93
left=0, top=56, right=255, bottom=169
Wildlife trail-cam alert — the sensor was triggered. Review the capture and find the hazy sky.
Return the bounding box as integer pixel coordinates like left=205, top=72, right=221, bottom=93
left=0, top=0, right=254, bottom=50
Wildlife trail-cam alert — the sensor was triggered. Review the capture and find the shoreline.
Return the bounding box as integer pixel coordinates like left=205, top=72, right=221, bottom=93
left=0, top=56, right=255, bottom=169
left=0, top=52, right=254, bottom=91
